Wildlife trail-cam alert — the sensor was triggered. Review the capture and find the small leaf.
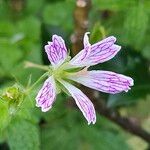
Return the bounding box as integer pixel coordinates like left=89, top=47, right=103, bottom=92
left=7, top=119, right=40, bottom=150
left=90, top=22, right=106, bottom=43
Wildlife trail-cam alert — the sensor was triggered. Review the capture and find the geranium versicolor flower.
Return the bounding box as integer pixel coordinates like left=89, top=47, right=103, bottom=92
left=36, top=32, right=134, bottom=125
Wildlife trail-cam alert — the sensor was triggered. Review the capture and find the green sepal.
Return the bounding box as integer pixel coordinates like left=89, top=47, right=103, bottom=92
left=55, top=80, right=71, bottom=96
left=64, top=67, right=82, bottom=73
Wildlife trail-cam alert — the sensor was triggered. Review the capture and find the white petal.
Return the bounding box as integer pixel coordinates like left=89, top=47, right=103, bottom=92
left=59, top=80, right=96, bottom=125
left=45, top=35, right=67, bottom=68
left=68, top=34, right=121, bottom=68
left=84, top=32, right=91, bottom=48
left=68, top=70, right=134, bottom=94
left=36, top=76, right=56, bottom=112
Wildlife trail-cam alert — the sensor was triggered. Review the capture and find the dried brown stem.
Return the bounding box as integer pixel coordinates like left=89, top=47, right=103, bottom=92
left=71, top=0, right=91, bottom=55
left=94, top=97, right=150, bottom=143
left=10, top=0, right=25, bottom=13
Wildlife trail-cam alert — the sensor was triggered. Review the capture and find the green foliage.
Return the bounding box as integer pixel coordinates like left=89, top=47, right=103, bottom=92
left=41, top=124, right=130, bottom=150
left=93, top=0, right=137, bottom=11
left=0, top=16, right=41, bottom=82
left=92, top=0, right=150, bottom=56
left=0, top=100, right=10, bottom=131
left=26, top=0, right=44, bottom=15
left=90, top=22, right=106, bottom=43
left=7, top=119, right=40, bottom=150
left=0, top=42, right=22, bottom=75
left=0, top=0, right=150, bottom=149
left=41, top=106, right=130, bottom=150
left=43, top=1, right=74, bottom=31
left=124, top=3, right=148, bottom=49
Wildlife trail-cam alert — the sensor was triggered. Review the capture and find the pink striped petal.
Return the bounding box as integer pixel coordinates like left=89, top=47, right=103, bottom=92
left=69, top=33, right=121, bottom=68
left=45, top=35, right=67, bottom=68
left=68, top=71, right=134, bottom=94
left=36, top=76, right=56, bottom=112
left=60, top=80, right=96, bottom=125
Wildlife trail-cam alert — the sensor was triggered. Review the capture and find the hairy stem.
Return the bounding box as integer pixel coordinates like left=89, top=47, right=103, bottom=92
left=26, top=72, right=48, bottom=93
left=24, top=61, right=49, bottom=71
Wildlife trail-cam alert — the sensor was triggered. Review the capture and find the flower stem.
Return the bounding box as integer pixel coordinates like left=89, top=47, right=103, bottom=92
left=24, top=61, right=49, bottom=71
left=25, top=72, right=48, bottom=93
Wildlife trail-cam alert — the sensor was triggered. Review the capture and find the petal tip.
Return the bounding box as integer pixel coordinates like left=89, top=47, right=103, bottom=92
left=113, top=44, right=121, bottom=52
left=87, top=118, right=96, bottom=125
left=44, top=44, right=49, bottom=51
left=48, top=41, right=51, bottom=45
left=88, top=121, right=91, bottom=125
left=117, top=45, right=121, bottom=51
left=35, top=102, right=40, bottom=107
left=109, top=36, right=116, bottom=42
left=41, top=106, right=51, bottom=112
left=52, top=34, right=59, bottom=39
left=85, top=32, right=90, bottom=35
left=130, top=78, right=134, bottom=86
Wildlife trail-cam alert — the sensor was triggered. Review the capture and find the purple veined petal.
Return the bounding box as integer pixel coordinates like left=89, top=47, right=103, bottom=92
left=45, top=35, right=67, bottom=68
left=36, top=76, right=56, bottom=112
left=59, top=80, right=96, bottom=125
left=69, top=32, right=91, bottom=66
left=68, top=70, right=134, bottom=94
left=68, top=33, right=121, bottom=68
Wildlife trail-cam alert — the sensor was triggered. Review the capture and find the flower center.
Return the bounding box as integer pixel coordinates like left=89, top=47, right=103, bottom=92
left=53, top=68, right=65, bottom=79
left=50, top=61, right=83, bottom=81
left=52, top=62, right=69, bottom=80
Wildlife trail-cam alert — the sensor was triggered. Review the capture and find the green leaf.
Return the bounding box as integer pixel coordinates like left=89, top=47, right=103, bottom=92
left=26, top=0, right=44, bottom=15
left=0, top=21, right=15, bottom=36
left=124, top=3, right=148, bottom=49
left=0, top=42, right=22, bottom=76
left=0, top=17, right=41, bottom=80
left=17, top=17, right=41, bottom=42
left=7, top=119, right=40, bottom=150
left=142, top=46, right=150, bottom=60
left=93, top=0, right=137, bottom=11
left=41, top=114, right=130, bottom=150
left=0, top=100, right=10, bottom=131
left=41, top=99, right=130, bottom=150
left=43, top=1, right=74, bottom=30
left=41, top=125, right=79, bottom=150
left=90, top=22, right=106, bottom=43
left=80, top=126, right=130, bottom=150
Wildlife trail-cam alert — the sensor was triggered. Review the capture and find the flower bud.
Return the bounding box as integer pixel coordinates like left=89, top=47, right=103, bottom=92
left=1, top=84, right=25, bottom=115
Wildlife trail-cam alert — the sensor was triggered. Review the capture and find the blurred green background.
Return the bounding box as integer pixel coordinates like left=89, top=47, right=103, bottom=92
left=0, top=0, right=150, bottom=150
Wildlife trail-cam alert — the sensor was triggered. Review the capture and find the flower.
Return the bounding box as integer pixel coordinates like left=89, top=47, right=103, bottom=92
left=36, top=32, right=134, bottom=125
